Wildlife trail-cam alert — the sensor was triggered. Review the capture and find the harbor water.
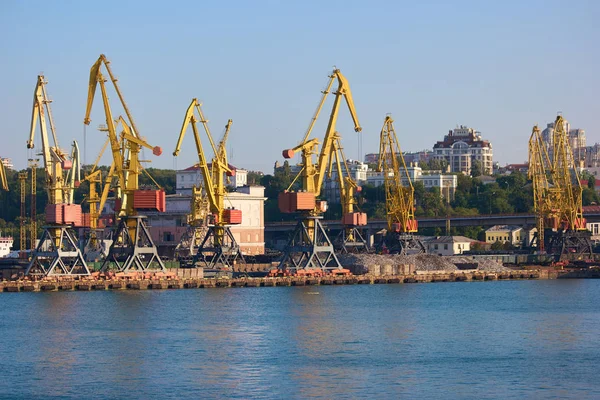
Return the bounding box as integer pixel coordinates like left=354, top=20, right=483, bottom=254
left=1, top=279, right=600, bottom=399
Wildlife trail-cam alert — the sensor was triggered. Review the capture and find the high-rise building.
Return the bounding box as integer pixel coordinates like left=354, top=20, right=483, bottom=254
left=541, top=118, right=586, bottom=167
left=432, top=125, right=493, bottom=175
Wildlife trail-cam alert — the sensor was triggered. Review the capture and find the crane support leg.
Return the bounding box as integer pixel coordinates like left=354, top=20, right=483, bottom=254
left=194, top=226, right=244, bottom=272
left=333, top=227, right=370, bottom=254
left=278, top=216, right=342, bottom=273
left=101, top=216, right=165, bottom=272
left=25, top=225, right=90, bottom=276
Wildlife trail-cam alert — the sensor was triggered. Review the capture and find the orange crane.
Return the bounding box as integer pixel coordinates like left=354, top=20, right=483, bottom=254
left=528, top=115, right=591, bottom=259
left=84, top=54, right=166, bottom=273
left=25, top=75, right=89, bottom=276
left=173, top=99, right=243, bottom=271
left=277, top=68, right=362, bottom=273
left=377, top=116, right=425, bottom=254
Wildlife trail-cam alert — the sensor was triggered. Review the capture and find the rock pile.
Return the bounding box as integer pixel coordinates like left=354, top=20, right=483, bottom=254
left=338, top=253, right=510, bottom=274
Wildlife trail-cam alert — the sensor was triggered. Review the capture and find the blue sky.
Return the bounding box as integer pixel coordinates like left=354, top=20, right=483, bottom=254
left=1, top=0, right=597, bottom=174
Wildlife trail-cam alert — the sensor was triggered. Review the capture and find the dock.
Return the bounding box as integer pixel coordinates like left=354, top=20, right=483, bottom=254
left=2, top=268, right=599, bottom=293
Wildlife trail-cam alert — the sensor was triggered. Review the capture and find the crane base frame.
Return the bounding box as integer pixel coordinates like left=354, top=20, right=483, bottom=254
left=25, top=225, right=90, bottom=276
left=333, top=227, right=370, bottom=254
left=174, top=225, right=208, bottom=266
left=194, top=225, right=244, bottom=270
left=100, top=216, right=166, bottom=272
left=545, top=229, right=593, bottom=261
left=380, top=232, right=427, bottom=255
left=278, top=217, right=342, bottom=272
left=83, top=228, right=111, bottom=262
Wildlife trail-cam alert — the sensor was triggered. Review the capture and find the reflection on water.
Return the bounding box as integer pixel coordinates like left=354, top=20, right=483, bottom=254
left=1, top=280, right=600, bottom=399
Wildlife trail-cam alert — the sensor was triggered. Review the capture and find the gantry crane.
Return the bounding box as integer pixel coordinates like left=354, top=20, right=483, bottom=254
left=377, top=116, right=425, bottom=254
left=25, top=75, right=89, bottom=276
left=528, top=115, right=592, bottom=260
left=84, top=54, right=166, bottom=272
left=277, top=68, right=363, bottom=273
left=173, top=99, right=243, bottom=271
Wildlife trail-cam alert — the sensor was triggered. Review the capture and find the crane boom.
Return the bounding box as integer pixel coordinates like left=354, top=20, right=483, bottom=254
left=0, top=160, right=7, bottom=192
left=28, top=75, right=79, bottom=206
left=283, top=69, right=361, bottom=201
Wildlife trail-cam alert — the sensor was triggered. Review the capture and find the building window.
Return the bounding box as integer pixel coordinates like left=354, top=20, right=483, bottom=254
left=444, top=244, right=448, bottom=250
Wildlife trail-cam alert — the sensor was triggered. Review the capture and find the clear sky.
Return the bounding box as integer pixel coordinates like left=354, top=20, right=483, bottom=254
left=1, top=0, right=597, bottom=174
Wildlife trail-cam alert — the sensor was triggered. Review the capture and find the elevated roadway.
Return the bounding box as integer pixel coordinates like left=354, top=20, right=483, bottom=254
left=265, top=210, right=600, bottom=233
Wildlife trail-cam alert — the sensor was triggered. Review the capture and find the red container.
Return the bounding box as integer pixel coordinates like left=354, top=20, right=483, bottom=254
left=316, top=200, right=328, bottom=213
left=223, top=209, right=242, bottom=225
left=278, top=192, right=291, bottom=213
left=63, top=204, right=82, bottom=225
left=45, top=204, right=63, bottom=224
left=343, top=212, right=367, bottom=226
left=407, top=219, right=418, bottom=232
left=62, top=160, right=73, bottom=170
left=114, top=198, right=122, bottom=214
left=545, top=216, right=559, bottom=230
left=290, top=192, right=315, bottom=211
left=133, top=190, right=166, bottom=212
left=78, top=213, right=91, bottom=228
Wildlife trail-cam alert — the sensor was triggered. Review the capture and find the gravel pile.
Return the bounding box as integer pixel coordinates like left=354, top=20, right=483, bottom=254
left=338, top=253, right=510, bottom=274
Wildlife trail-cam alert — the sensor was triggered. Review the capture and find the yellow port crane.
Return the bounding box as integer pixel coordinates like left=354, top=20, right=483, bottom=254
left=19, top=172, right=27, bottom=257
left=173, top=99, right=243, bottom=271
left=84, top=54, right=165, bottom=272
left=277, top=68, right=363, bottom=272
left=0, top=159, right=8, bottom=192
left=81, top=136, right=116, bottom=261
left=377, top=116, right=425, bottom=254
left=329, top=138, right=369, bottom=254
left=528, top=115, right=591, bottom=259
left=25, top=75, right=89, bottom=276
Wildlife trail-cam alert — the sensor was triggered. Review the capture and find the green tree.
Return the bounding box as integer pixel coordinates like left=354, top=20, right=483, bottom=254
left=247, top=171, right=264, bottom=185
left=588, top=177, right=596, bottom=191
left=582, top=187, right=600, bottom=206
left=470, top=160, right=482, bottom=178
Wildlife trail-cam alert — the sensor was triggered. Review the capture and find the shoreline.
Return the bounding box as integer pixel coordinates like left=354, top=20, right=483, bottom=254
left=2, top=268, right=599, bottom=293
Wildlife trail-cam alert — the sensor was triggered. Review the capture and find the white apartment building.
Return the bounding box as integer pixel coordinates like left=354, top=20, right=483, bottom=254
left=425, top=236, right=473, bottom=256
left=1, top=158, right=13, bottom=169
left=145, top=186, right=267, bottom=255
left=176, top=164, right=248, bottom=195
left=364, top=165, right=457, bottom=201
left=322, top=161, right=369, bottom=203
left=432, top=125, right=493, bottom=175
